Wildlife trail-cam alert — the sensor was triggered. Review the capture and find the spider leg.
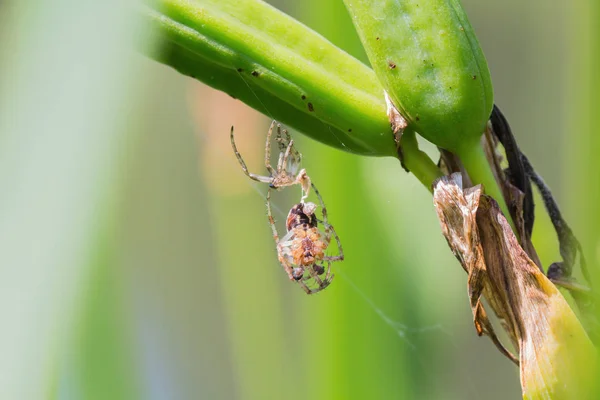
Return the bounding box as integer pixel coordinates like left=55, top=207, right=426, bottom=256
left=314, top=260, right=334, bottom=283
left=282, top=126, right=303, bottom=176
left=324, top=260, right=333, bottom=281
left=275, top=122, right=288, bottom=153
left=278, top=232, right=295, bottom=252
left=320, top=227, right=344, bottom=262
left=296, top=279, right=313, bottom=294
left=279, top=137, right=294, bottom=176
left=321, top=269, right=334, bottom=290
left=301, top=263, right=333, bottom=294
left=280, top=138, right=311, bottom=201
left=275, top=122, right=287, bottom=174
left=301, top=262, right=331, bottom=293
left=311, top=182, right=344, bottom=261
left=230, top=126, right=274, bottom=184
left=321, top=226, right=344, bottom=261
left=264, top=121, right=277, bottom=176
left=267, top=188, right=296, bottom=280
left=307, top=264, right=325, bottom=286
left=266, top=188, right=280, bottom=244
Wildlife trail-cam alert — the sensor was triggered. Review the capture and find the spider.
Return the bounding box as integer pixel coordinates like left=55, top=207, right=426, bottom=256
left=266, top=182, right=344, bottom=294
left=230, top=120, right=311, bottom=201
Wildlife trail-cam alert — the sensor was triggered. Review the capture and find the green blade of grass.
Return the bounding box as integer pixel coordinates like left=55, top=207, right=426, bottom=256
left=0, top=0, right=146, bottom=397
left=71, top=211, right=141, bottom=400
left=566, top=0, right=600, bottom=395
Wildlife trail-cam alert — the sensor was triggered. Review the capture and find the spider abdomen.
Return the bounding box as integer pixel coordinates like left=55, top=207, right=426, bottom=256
left=291, top=228, right=326, bottom=266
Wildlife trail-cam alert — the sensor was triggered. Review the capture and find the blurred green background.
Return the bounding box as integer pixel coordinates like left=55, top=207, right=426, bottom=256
left=0, top=0, right=597, bottom=399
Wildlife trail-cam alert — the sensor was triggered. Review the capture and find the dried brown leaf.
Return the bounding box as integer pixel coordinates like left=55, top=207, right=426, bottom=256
left=433, top=174, right=596, bottom=399
left=433, top=174, right=519, bottom=363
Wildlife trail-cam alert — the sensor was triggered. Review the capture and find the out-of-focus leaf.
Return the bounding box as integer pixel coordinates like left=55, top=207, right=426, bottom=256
left=72, top=214, right=141, bottom=400
left=567, top=0, right=600, bottom=397
left=0, top=0, right=142, bottom=398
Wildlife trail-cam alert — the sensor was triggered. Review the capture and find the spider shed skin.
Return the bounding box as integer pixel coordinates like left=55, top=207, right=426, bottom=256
left=230, top=121, right=312, bottom=201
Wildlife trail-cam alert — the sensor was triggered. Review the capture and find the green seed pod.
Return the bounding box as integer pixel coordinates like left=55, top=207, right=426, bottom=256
left=343, top=0, right=493, bottom=154
left=344, top=0, right=513, bottom=223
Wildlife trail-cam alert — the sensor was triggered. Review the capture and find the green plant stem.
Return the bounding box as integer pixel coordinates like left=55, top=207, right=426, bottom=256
left=458, top=141, right=515, bottom=229
left=140, top=0, right=446, bottom=190
left=401, top=130, right=443, bottom=191
left=142, top=0, right=395, bottom=156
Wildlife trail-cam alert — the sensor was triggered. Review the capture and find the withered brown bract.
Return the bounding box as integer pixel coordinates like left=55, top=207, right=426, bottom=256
left=433, top=173, right=596, bottom=399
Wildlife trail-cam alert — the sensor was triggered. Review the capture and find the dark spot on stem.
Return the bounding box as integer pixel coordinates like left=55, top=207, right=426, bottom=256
left=236, top=68, right=243, bottom=72
left=388, top=61, right=397, bottom=69
left=376, top=37, right=380, bottom=40
left=416, top=116, right=420, bottom=121
left=251, top=71, right=260, bottom=77
left=307, top=102, right=314, bottom=112
left=301, top=95, right=306, bottom=100
left=473, top=75, right=477, bottom=80
left=348, top=129, right=352, bottom=132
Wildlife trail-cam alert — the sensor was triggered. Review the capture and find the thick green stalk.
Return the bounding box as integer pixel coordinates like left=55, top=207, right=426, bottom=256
left=142, top=0, right=395, bottom=156
left=401, top=130, right=443, bottom=190
left=459, top=141, right=513, bottom=225
left=141, top=0, right=445, bottom=187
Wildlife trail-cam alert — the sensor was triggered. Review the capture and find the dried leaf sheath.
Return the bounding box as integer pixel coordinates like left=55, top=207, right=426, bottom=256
left=433, top=174, right=519, bottom=362
left=433, top=174, right=596, bottom=399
